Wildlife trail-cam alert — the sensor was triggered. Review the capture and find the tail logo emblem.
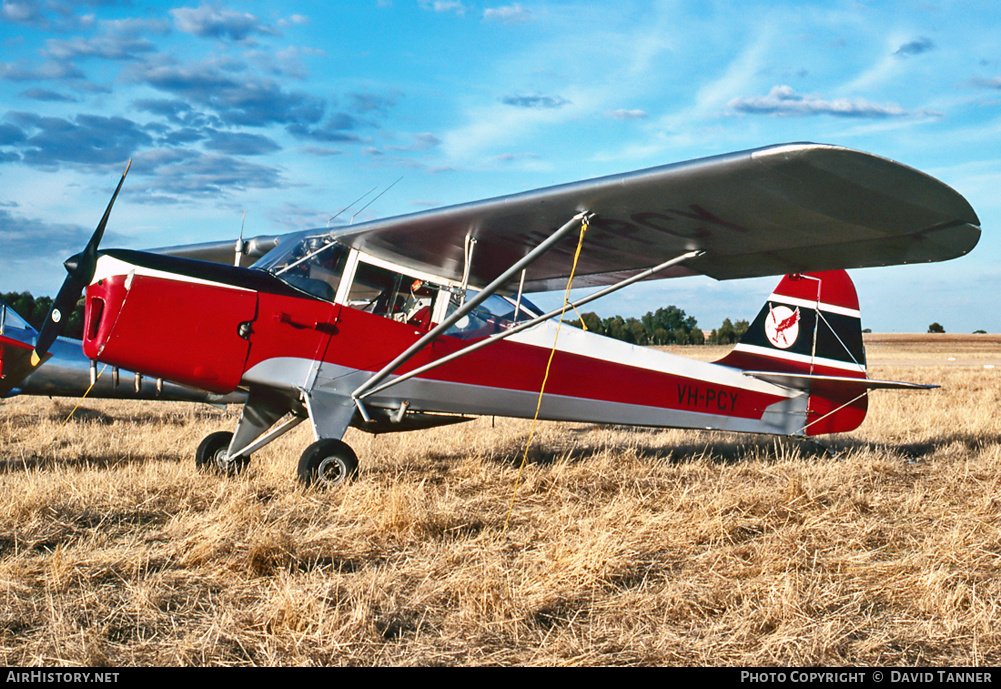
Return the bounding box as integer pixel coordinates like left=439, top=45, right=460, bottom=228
left=764, top=304, right=800, bottom=349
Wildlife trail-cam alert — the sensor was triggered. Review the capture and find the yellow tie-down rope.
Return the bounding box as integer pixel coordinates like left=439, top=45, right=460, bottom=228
left=41, top=363, right=107, bottom=454
left=504, top=215, right=589, bottom=531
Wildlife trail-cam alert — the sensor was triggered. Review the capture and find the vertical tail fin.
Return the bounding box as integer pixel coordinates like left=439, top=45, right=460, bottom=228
left=716, top=271, right=868, bottom=435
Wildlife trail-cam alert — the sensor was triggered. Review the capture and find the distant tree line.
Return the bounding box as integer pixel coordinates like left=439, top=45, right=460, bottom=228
left=568, top=305, right=748, bottom=346
left=926, top=324, right=989, bottom=334
left=1, top=291, right=85, bottom=340
left=708, top=318, right=750, bottom=345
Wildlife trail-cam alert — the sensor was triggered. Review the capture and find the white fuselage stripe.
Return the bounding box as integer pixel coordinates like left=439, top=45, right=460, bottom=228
left=732, top=343, right=865, bottom=373
left=242, top=355, right=809, bottom=437
left=503, top=320, right=793, bottom=395
left=92, top=255, right=255, bottom=293
left=770, top=294, right=861, bottom=319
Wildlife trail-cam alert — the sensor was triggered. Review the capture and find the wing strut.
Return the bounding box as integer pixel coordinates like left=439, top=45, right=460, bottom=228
left=356, top=248, right=703, bottom=401
left=350, top=211, right=592, bottom=409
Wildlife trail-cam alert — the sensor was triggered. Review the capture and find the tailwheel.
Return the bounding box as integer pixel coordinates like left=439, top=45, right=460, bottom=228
left=297, top=439, right=358, bottom=489
left=195, top=431, right=250, bottom=476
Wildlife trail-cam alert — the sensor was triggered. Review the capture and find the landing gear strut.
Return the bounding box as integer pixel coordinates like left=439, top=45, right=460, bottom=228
left=195, top=431, right=250, bottom=476
left=297, top=439, right=358, bottom=488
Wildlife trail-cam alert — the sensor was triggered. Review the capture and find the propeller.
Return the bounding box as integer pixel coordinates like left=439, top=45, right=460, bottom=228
left=31, top=159, right=131, bottom=367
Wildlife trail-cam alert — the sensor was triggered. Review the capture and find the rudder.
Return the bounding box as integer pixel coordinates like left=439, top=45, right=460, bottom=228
left=716, top=271, right=868, bottom=435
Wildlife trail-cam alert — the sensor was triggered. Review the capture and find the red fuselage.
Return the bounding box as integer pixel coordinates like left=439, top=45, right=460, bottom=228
left=83, top=249, right=855, bottom=438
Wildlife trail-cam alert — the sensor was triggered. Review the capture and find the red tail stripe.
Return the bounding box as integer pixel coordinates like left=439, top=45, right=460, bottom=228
left=771, top=271, right=860, bottom=311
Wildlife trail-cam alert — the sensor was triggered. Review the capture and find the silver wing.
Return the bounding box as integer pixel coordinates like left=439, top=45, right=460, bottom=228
left=150, top=143, right=979, bottom=293
left=327, top=143, right=980, bottom=292
left=153, top=234, right=282, bottom=267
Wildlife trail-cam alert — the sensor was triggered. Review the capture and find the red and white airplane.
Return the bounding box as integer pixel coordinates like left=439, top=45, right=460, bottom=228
left=26, top=143, right=980, bottom=487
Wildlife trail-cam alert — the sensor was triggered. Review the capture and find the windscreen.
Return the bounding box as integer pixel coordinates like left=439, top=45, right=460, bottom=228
left=252, top=232, right=348, bottom=301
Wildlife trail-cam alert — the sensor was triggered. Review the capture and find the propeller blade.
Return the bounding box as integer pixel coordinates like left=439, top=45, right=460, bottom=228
left=31, top=275, right=86, bottom=365
left=78, top=158, right=131, bottom=281
left=31, top=159, right=132, bottom=365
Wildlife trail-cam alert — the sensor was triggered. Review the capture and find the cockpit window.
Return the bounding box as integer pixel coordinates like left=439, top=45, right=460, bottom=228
left=347, top=261, right=444, bottom=329
left=445, top=292, right=543, bottom=340
left=252, top=232, right=347, bottom=301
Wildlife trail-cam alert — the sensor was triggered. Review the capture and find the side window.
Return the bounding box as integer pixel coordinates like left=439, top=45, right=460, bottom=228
left=347, top=262, right=441, bottom=329
left=444, top=293, right=543, bottom=340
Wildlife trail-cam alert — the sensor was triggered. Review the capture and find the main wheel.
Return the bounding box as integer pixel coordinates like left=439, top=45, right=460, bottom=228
left=297, top=439, right=359, bottom=488
left=195, top=431, right=249, bottom=476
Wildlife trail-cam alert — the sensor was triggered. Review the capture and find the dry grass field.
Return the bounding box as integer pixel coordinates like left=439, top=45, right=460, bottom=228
left=1, top=335, right=1000, bottom=666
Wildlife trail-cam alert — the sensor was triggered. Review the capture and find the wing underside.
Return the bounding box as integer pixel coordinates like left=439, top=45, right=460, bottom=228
left=328, top=143, right=981, bottom=292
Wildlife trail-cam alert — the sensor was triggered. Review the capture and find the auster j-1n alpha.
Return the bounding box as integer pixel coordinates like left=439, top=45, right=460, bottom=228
left=23, top=144, right=981, bottom=487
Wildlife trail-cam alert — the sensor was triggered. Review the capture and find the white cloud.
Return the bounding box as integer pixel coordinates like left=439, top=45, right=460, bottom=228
left=606, top=109, right=648, bottom=120
left=277, top=14, right=310, bottom=28
left=170, top=5, right=278, bottom=42
left=419, top=1, right=466, bottom=15
left=484, top=4, right=532, bottom=25
left=729, top=85, right=921, bottom=118
left=501, top=94, right=570, bottom=109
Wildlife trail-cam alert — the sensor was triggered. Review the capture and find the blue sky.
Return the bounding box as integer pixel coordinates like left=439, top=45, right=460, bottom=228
left=1, top=0, right=998, bottom=333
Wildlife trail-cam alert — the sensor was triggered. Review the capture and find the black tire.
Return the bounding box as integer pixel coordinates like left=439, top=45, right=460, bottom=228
left=195, top=431, right=249, bottom=476
left=297, top=439, right=359, bottom=488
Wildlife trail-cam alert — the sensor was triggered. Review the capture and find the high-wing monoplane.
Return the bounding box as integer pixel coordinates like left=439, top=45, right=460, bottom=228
left=28, top=143, right=981, bottom=487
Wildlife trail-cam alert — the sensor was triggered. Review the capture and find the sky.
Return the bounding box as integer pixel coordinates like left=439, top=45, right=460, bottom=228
left=1, top=0, right=999, bottom=333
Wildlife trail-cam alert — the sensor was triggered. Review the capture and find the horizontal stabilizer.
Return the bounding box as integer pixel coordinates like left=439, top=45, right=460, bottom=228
left=1, top=300, right=50, bottom=397
left=0, top=334, right=50, bottom=397
left=743, top=371, right=938, bottom=391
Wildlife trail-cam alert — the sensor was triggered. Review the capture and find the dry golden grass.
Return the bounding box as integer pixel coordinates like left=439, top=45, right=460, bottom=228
left=1, top=335, right=1000, bottom=666
left=864, top=334, right=1001, bottom=366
